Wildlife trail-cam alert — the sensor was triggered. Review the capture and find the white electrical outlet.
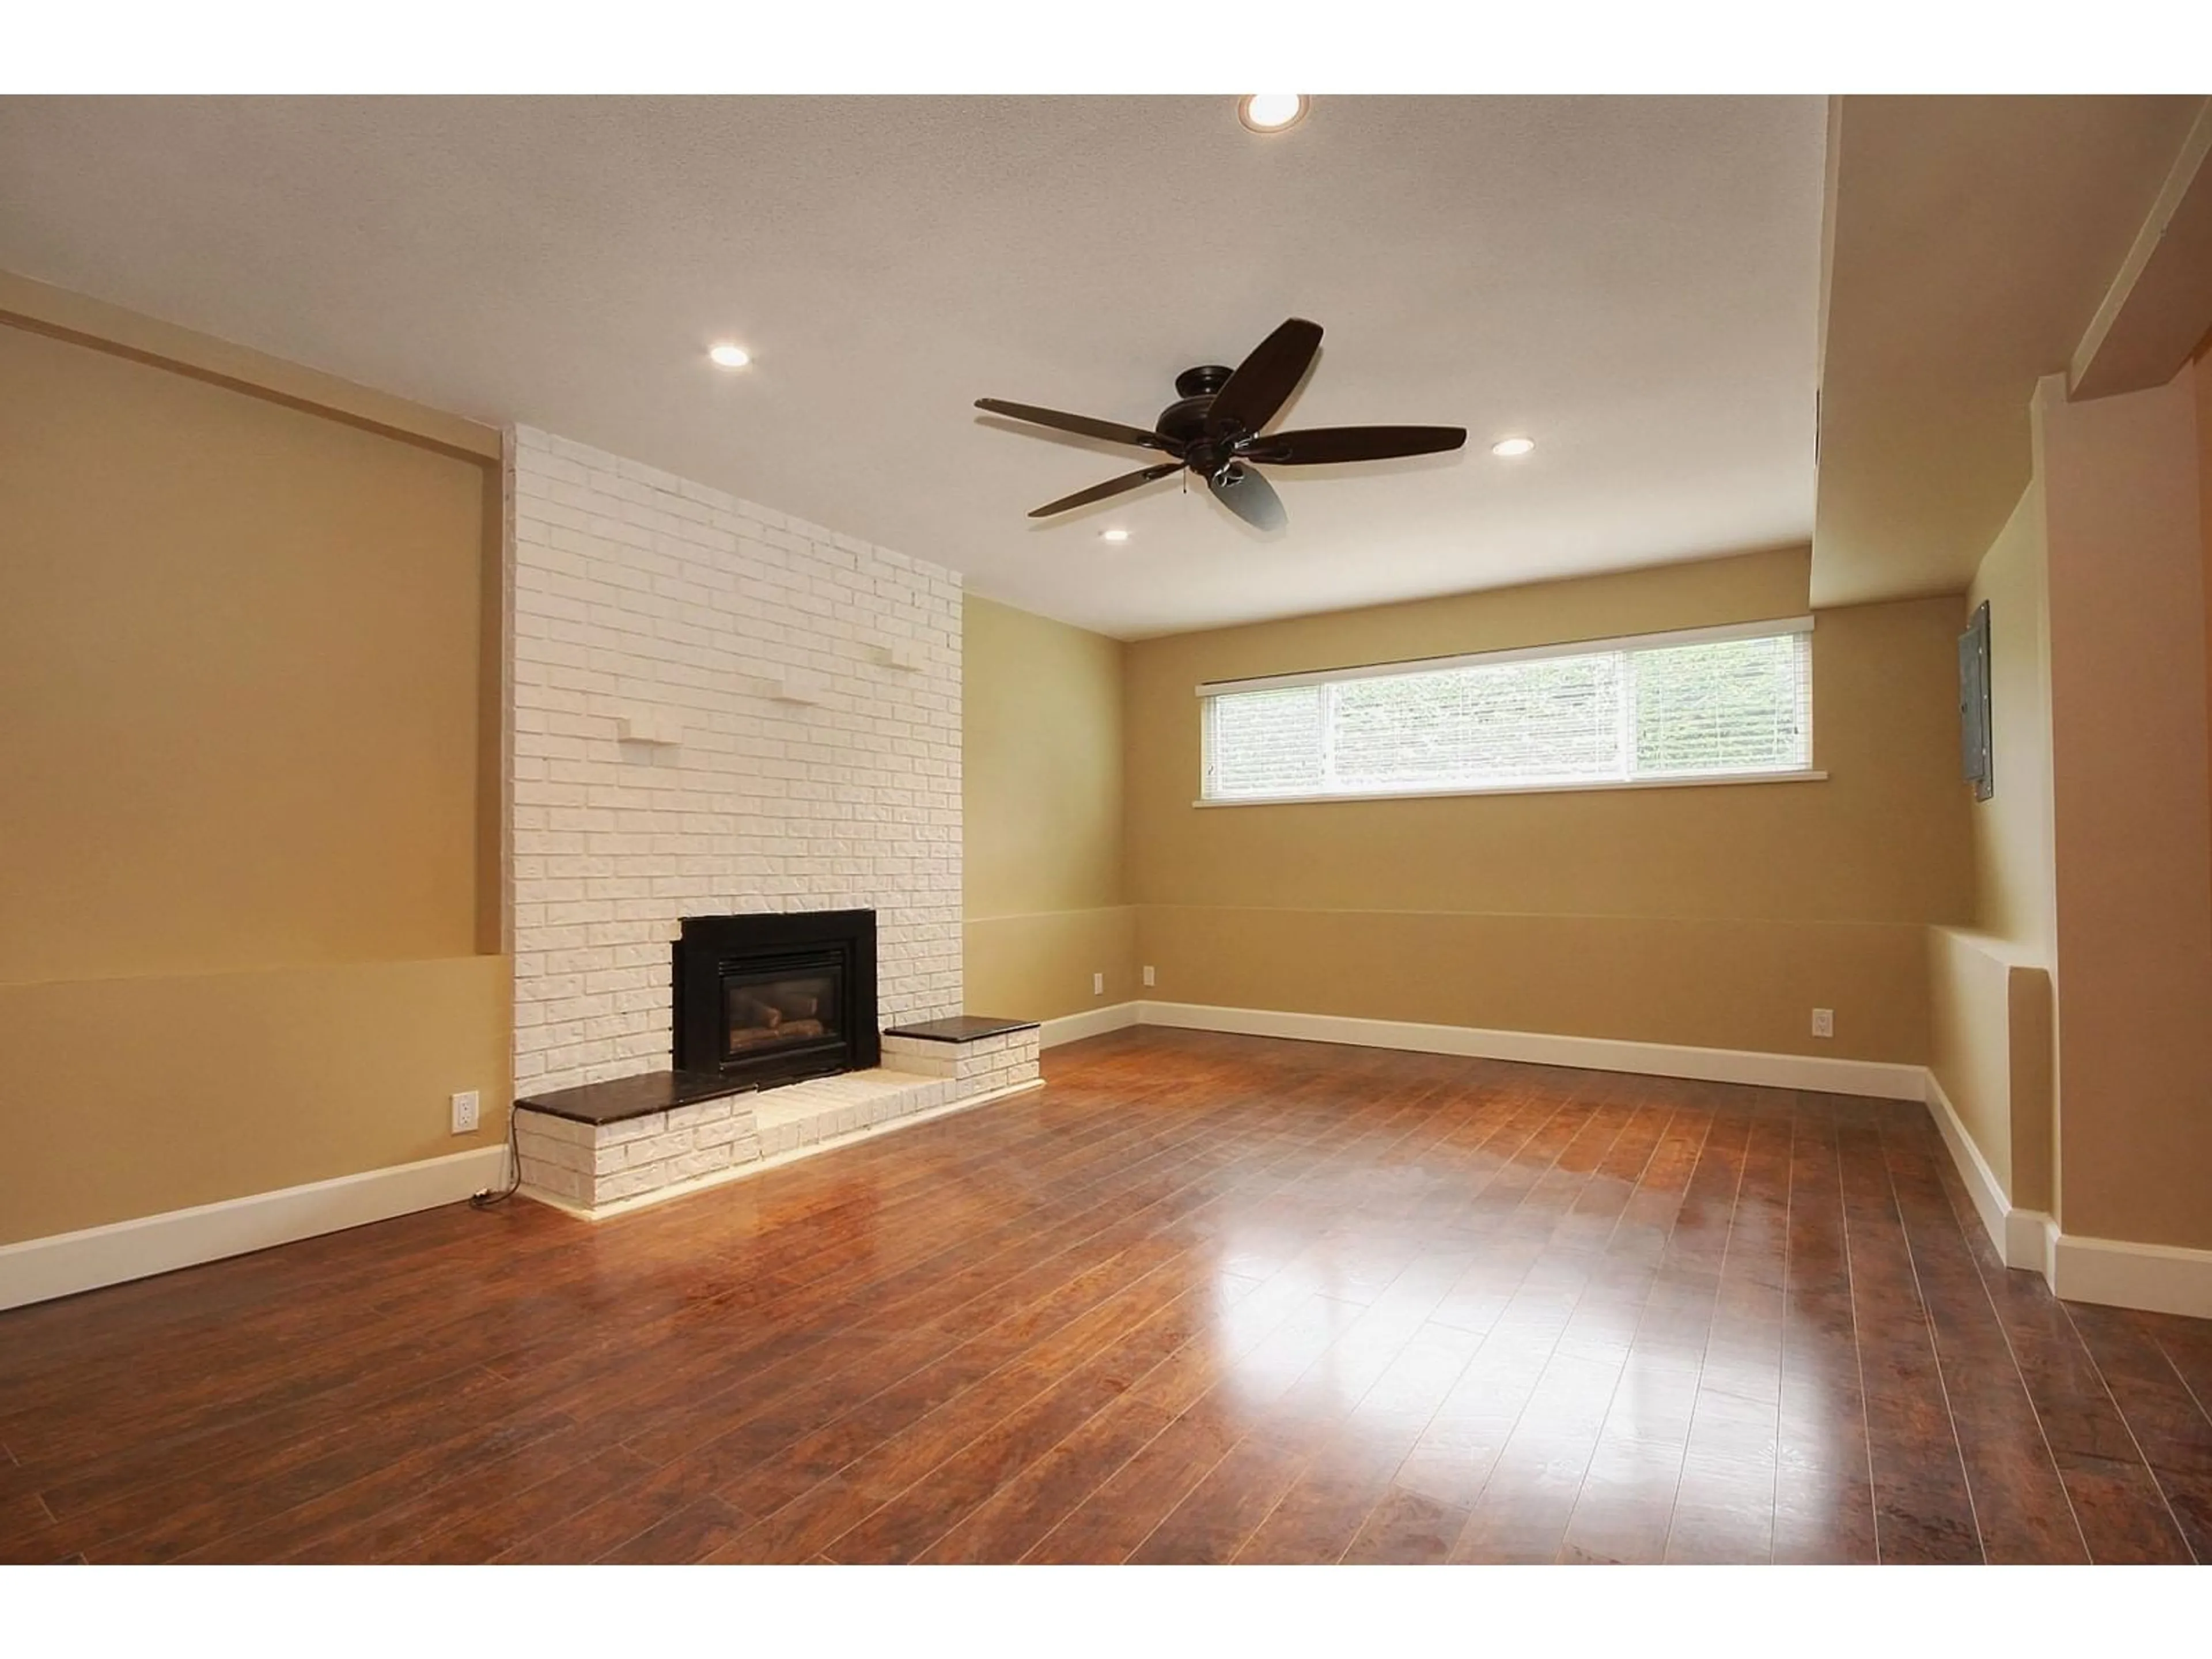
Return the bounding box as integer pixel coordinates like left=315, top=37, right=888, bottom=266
left=1092, top=972, right=1105, bottom=996
left=1810, top=1009, right=1834, bottom=1039
left=450, top=1090, right=480, bottom=1135
left=1142, top=965, right=1156, bottom=987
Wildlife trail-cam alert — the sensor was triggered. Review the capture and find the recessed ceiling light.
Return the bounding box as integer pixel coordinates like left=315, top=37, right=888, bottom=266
left=1237, top=94, right=1309, bottom=134
left=1490, top=436, right=1536, bottom=457
left=1099, top=528, right=1131, bottom=543
left=707, top=343, right=752, bottom=369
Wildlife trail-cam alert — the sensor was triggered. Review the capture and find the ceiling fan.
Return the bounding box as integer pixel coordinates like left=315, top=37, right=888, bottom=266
left=975, top=317, right=1467, bottom=533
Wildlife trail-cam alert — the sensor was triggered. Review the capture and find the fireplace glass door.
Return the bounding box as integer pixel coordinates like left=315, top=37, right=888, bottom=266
left=724, top=957, right=844, bottom=1060
left=718, top=952, right=847, bottom=1080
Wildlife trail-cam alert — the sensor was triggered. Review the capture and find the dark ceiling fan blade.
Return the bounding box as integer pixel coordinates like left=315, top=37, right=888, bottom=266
left=976, top=398, right=1179, bottom=453
left=1028, top=460, right=1185, bottom=518
left=1206, top=317, right=1323, bottom=438
left=1242, top=425, right=1468, bottom=465
left=1207, top=463, right=1286, bottom=532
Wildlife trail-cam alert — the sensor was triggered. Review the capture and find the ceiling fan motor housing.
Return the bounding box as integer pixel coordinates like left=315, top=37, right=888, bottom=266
left=1158, top=365, right=1236, bottom=444
left=1160, top=365, right=1241, bottom=479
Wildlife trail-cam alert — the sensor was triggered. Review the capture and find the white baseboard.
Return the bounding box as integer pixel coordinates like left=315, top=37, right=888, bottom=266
left=2050, top=1232, right=2212, bottom=1320
left=1923, top=1070, right=2022, bottom=1265
left=1133, top=999, right=1926, bottom=1100
left=2008, top=1210, right=2059, bottom=1279
left=1037, top=1002, right=1142, bottom=1048
left=1921, top=1071, right=2211, bottom=1313
left=0, top=1144, right=509, bottom=1313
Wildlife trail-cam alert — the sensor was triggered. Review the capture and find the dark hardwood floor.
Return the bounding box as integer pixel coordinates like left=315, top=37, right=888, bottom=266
left=3, top=1029, right=2208, bottom=1565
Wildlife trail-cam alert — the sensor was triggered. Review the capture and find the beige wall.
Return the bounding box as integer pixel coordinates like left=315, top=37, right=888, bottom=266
left=2201, top=338, right=2212, bottom=866
left=1123, top=547, right=1971, bottom=1062
left=962, top=596, right=1138, bottom=1020
left=1927, top=930, right=2054, bottom=1210
left=2043, top=365, right=2212, bottom=1249
left=1928, top=476, right=2061, bottom=1210
left=1, top=324, right=497, bottom=978
left=0, top=319, right=508, bottom=1245
left=1927, top=933, right=2008, bottom=1183
left=0, top=959, right=509, bottom=1244
left=964, top=907, right=1141, bottom=1026
left=1966, top=484, right=2059, bottom=952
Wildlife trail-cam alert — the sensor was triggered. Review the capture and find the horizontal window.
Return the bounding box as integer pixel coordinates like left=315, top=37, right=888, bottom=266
left=1198, top=618, right=1815, bottom=804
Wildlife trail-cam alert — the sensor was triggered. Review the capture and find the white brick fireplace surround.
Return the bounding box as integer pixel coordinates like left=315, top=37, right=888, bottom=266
left=506, top=427, right=1031, bottom=1210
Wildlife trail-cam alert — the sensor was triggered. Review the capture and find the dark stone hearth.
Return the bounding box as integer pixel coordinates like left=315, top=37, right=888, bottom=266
left=882, top=1015, right=1040, bottom=1044
left=516, top=1070, right=756, bottom=1127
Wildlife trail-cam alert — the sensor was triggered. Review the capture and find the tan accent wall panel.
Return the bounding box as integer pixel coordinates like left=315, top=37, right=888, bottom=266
left=1, top=309, right=504, bottom=1249
left=1139, top=905, right=1928, bottom=1063
left=1929, top=929, right=2016, bottom=1194
left=1927, top=928, right=2055, bottom=1207
left=963, top=594, right=1134, bottom=1021
left=2042, top=368, right=2212, bottom=1249
left=0, top=956, right=510, bottom=1245
left=2199, top=339, right=2212, bottom=875
left=2008, top=964, right=2055, bottom=1214
left=963, top=596, right=1127, bottom=918
left=964, top=907, right=1141, bottom=1022
left=0, top=323, right=495, bottom=983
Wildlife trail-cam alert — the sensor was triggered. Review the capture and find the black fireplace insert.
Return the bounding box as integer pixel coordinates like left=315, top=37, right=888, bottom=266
left=672, top=910, right=879, bottom=1088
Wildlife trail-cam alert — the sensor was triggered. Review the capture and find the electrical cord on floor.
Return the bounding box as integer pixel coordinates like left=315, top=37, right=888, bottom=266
left=469, top=1107, right=523, bottom=1209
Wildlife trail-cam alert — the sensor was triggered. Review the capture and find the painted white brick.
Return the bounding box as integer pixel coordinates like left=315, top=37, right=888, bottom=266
left=510, top=427, right=963, bottom=1093
left=666, top=1098, right=736, bottom=1131
left=696, top=1115, right=750, bottom=1150
left=596, top=1166, right=661, bottom=1202
left=671, top=1146, right=733, bottom=1182
left=597, top=1111, right=669, bottom=1146
left=518, top=1158, right=586, bottom=1202
left=513, top=1109, right=594, bottom=1146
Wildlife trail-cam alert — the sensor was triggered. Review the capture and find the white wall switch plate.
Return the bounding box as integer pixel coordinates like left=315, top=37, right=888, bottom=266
left=1142, top=965, right=1156, bottom=987
left=450, top=1090, right=480, bottom=1135
left=1092, top=972, right=1105, bottom=995
left=1811, top=1009, right=1834, bottom=1039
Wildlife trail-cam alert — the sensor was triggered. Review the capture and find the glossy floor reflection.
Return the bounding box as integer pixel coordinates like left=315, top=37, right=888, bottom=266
left=2, top=1029, right=2207, bottom=1563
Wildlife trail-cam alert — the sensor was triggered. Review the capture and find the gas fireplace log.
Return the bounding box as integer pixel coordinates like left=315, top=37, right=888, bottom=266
left=726, top=1018, right=828, bottom=1052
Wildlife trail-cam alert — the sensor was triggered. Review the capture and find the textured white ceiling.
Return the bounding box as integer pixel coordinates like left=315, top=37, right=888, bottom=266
left=0, top=96, right=1826, bottom=638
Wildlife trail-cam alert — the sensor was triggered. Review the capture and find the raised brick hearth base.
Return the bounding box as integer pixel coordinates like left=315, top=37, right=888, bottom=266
left=514, top=1025, right=1041, bottom=1218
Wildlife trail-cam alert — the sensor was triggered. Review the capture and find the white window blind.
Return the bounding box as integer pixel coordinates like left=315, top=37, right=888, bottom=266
left=1199, top=619, right=1815, bottom=803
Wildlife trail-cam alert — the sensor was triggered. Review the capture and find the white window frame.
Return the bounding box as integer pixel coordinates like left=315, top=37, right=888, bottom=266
left=1196, top=615, right=1823, bottom=806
